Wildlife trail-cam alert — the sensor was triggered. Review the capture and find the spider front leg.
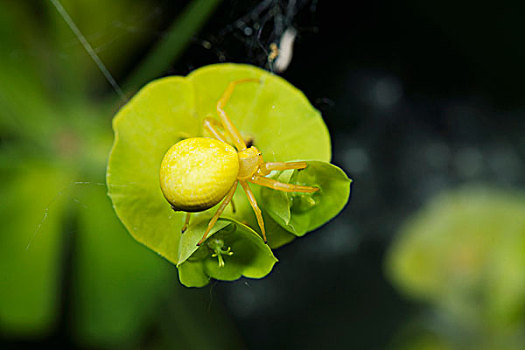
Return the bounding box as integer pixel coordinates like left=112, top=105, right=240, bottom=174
left=250, top=175, right=319, bottom=193
left=197, top=181, right=238, bottom=246
left=240, top=180, right=267, bottom=243
left=181, top=212, right=191, bottom=233
left=258, top=161, right=308, bottom=176
left=203, top=117, right=228, bottom=143
left=216, top=79, right=260, bottom=151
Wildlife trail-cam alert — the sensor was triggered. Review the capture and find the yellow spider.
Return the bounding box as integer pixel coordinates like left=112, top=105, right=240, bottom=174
left=159, top=79, right=318, bottom=246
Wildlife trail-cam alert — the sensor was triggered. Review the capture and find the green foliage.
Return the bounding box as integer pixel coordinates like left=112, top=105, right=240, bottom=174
left=107, top=63, right=351, bottom=287
left=0, top=163, right=68, bottom=335
left=72, top=184, right=173, bottom=346
left=177, top=218, right=277, bottom=287
left=386, top=187, right=525, bottom=337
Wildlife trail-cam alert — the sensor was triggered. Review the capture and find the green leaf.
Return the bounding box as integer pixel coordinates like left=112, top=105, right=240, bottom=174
left=263, top=210, right=297, bottom=249
left=0, top=3, right=61, bottom=143
left=107, top=76, right=195, bottom=266
left=107, top=63, right=331, bottom=269
left=177, top=218, right=278, bottom=287
left=0, top=163, right=70, bottom=335
left=260, top=161, right=352, bottom=236
left=385, top=187, right=525, bottom=329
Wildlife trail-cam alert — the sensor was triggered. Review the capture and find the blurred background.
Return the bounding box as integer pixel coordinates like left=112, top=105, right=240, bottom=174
left=1, top=0, right=525, bottom=349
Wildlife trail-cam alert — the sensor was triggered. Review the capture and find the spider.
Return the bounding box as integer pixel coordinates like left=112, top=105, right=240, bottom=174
left=159, top=79, right=319, bottom=246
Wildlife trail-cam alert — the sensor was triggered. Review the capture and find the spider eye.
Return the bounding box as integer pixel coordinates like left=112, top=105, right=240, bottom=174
left=258, top=153, right=262, bottom=156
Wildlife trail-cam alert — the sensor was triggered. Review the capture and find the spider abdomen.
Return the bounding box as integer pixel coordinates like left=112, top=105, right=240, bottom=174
left=160, top=137, right=239, bottom=212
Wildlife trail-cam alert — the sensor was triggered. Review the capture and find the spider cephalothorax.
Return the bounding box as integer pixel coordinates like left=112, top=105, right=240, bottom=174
left=159, top=79, right=318, bottom=246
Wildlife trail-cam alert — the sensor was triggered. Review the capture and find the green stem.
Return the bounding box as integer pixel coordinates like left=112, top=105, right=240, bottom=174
left=124, top=0, right=222, bottom=91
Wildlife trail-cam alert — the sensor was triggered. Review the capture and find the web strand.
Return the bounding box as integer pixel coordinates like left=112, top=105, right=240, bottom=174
left=49, top=0, right=126, bottom=101
left=26, top=181, right=105, bottom=250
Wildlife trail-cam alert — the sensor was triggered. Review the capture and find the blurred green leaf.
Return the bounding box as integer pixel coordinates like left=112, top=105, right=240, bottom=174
left=0, top=163, right=71, bottom=336
left=0, top=3, right=61, bottom=143
left=73, top=183, right=173, bottom=346
left=46, top=0, right=160, bottom=96
left=386, top=187, right=525, bottom=330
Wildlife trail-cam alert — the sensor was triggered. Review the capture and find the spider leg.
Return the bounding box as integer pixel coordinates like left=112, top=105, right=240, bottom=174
left=203, top=117, right=228, bottom=143
left=250, top=175, right=319, bottom=193
left=239, top=180, right=267, bottom=243
left=230, top=197, right=236, bottom=213
left=181, top=212, right=191, bottom=233
left=197, top=181, right=238, bottom=246
left=217, top=79, right=260, bottom=151
left=259, top=161, right=308, bottom=176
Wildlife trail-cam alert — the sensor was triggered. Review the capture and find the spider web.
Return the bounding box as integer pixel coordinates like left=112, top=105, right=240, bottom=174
left=51, top=0, right=318, bottom=97
left=204, top=0, right=317, bottom=71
